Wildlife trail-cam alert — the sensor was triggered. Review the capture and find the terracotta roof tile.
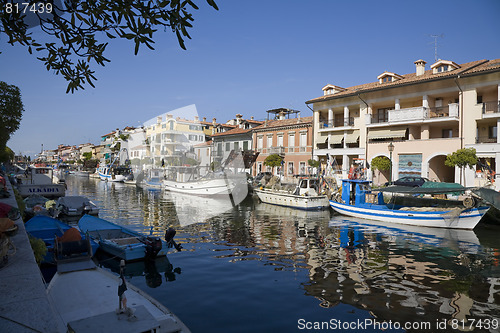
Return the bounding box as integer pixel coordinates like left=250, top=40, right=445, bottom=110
left=252, top=116, right=313, bottom=131
left=306, top=59, right=498, bottom=104
left=210, top=127, right=253, bottom=137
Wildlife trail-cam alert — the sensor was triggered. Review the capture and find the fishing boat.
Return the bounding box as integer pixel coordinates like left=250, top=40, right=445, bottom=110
left=55, top=196, right=99, bottom=217
left=78, top=215, right=180, bottom=261
left=24, top=215, right=98, bottom=264
left=16, top=166, right=66, bottom=198
left=254, top=177, right=330, bottom=210
left=329, top=179, right=490, bottom=230
left=144, top=168, right=164, bottom=189
left=98, top=165, right=131, bottom=182
left=47, top=247, right=190, bottom=332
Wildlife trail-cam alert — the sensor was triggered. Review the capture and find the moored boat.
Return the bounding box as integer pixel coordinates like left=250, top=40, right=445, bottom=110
left=78, top=215, right=180, bottom=261
left=25, top=215, right=98, bottom=264
left=47, top=253, right=190, bottom=332
left=16, top=166, right=66, bottom=198
left=329, top=179, right=490, bottom=230
left=254, top=177, right=330, bottom=210
left=98, top=165, right=131, bottom=182
left=55, top=195, right=99, bottom=217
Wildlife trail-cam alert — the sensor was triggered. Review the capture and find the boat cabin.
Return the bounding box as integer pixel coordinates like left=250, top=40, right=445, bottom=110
left=295, top=177, right=321, bottom=196
left=20, top=167, right=55, bottom=185
left=341, top=179, right=384, bottom=206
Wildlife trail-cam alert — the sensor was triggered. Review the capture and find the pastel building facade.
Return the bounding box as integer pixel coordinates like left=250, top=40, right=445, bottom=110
left=306, top=58, right=500, bottom=190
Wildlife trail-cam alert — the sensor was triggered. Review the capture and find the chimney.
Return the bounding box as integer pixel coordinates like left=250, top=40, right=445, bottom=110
left=250, top=116, right=254, bottom=120
left=194, top=116, right=199, bottom=122
left=203, top=117, right=206, bottom=122
left=166, top=114, right=173, bottom=119
left=414, top=59, right=427, bottom=76
left=278, top=111, right=285, bottom=120
left=235, top=113, right=243, bottom=125
left=297, top=111, right=301, bottom=123
left=157, top=116, right=162, bottom=124
left=212, top=117, right=216, bottom=126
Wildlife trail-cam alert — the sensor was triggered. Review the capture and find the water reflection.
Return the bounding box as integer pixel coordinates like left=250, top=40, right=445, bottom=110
left=304, top=215, right=500, bottom=329
left=64, top=175, right=500, bottom=332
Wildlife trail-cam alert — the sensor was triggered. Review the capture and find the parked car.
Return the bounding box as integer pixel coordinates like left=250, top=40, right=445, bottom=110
left=386, top=176, right=429, bottom=187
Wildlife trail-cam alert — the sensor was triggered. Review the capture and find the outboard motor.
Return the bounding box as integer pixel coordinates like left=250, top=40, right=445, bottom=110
left=165, top=228, right=182, bottom=251
left=144, top=236, right=163, bottom=259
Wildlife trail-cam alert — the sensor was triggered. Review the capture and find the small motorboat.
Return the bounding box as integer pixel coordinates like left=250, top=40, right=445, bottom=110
left=55, top=196, right=99, bottom=217
left=47, top=242, right=190, bottom=332
left=78, top=215, right=181, bottom=262
left=25, top=215, right=99, bottom=264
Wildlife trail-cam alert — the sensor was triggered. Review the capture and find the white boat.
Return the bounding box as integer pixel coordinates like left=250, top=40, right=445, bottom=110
left=98, top=165, right=131, bottom=182
left=55, top=196, right=99, bottom=217
left=144, top=169, right=164, bottom=189
left=16, top=166, right=66, bottom=198
left=254, top=177, right=330, bottom=210
left=329, top=179, right=490, bottom=230
left=47, top=255, right=190, bottom=333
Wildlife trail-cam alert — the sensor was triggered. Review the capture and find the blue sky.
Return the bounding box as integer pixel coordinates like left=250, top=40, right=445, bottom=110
left=2, top=0, right=500, bottom=157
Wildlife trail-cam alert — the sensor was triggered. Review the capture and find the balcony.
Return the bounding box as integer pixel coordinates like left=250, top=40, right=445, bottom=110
left=269, top=146, right=286, bottom=155
left=482, top=101, right=500, bottom=118
left=319, top=117, right=354, bottom=129
left=476, top=136, right=498, bottom=144
left=366, top=104, right=459, bottom=126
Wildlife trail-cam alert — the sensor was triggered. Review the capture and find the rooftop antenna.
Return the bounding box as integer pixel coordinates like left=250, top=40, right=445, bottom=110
left=429, top=34, right=444, bottom=62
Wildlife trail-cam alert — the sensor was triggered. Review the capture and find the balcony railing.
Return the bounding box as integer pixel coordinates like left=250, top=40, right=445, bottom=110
left=319, top=117, right=354, bottom=129
left=482, top=101, right=500, bottom=114
left=269, top=146, right=286, bottom=155
left=366, top=104, right=460, bottom=124
left=476, top=136, right=498, bottom=144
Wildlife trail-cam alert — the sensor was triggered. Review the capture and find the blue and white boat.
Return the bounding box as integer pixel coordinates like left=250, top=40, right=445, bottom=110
left=98, top=165, right=131, bottom=182
left=25, top=215, right=98, bottom=264
left=329, top=179, right=490, bottom=230
left=78, top=215, right=179, bottom=261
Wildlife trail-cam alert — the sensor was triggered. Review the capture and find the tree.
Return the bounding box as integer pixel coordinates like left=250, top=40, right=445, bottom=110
left=0, top=146, right=14, bottom=163
left=0, top=0, right=219, bottom=93
left=371, top=156, right=391, bottom=171
left=82, top=152, right=93, bottom=160
left=264, top=154, right=283, bottom=174
left=445, top=148, right=478, bottom=186
left=0, top=81, right=24, bottom=149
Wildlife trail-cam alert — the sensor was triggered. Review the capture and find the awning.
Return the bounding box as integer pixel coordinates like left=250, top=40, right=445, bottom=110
left=316, top=134, right=328, bottom=144
left=367, top=127, right=407, bottom=140
left=329, top=133, right=344, bottom=144
left=345, top=130, right=360, bottom=144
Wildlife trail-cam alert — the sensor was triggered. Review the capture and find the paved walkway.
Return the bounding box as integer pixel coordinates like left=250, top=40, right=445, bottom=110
left=0, top=178, right=64, bottom=333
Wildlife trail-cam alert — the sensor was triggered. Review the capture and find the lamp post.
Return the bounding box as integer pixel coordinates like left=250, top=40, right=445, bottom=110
left=388, top=142, right=394, bottom=184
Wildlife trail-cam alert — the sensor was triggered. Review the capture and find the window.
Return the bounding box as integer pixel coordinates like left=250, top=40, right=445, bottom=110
left=477, top=95, right=483, bottom=104
left=169, top=121, right=174, bottom=130
left=162, top=124, right=166, bottom=128
left=300, top=133, right=307, bottom=147
left=243, top=141, right=248, bottom=151
left=287, top=162, right=294, bottom=175
left=442, top=129, right=453, bottom=138
left=489, top=126, right=497, bottom=140
left=382, top=76, right=392, bottom=83
left=299, top=162, right=306, bottom=174
left=257, top=136, right=263, bottom=149
left=376, top=108, right=390, bottom=123
left=267, top=135, right=273, bottom=148
left=437, top=65, right=449, bottom=73
left=234, top=142, right=239, bottom=151
left=225, top=142, right=230, bottom=151
left=288, top=133, right=295, bottom=147
left=257, top=162, right=262, bottom=173
left=277, top=135, right=283, bottom=147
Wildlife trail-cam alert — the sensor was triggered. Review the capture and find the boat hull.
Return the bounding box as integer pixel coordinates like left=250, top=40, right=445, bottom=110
left=78, top=215, right=169, bottom=261
left=17, top=184, right=65, bottom=198
left=255, top=189, right=330, bottom=210
left=47, top=264, right=190, bottom=332
left=98, top=172, right=127, bottom=182
left=329, top=201, right=489, bottom=230
left=163, top=178, right=235, bottom=196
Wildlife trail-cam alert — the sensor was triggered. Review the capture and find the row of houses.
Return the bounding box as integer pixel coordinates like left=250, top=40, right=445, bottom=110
left=38, top=57, right=500, bottom=190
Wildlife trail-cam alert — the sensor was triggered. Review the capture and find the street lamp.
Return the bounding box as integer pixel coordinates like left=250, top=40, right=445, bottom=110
left=388, top=142, right=394, bottom=183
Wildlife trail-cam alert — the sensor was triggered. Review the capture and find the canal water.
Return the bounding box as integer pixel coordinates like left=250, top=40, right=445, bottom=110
left=63, top=176, right=500, bottom=332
